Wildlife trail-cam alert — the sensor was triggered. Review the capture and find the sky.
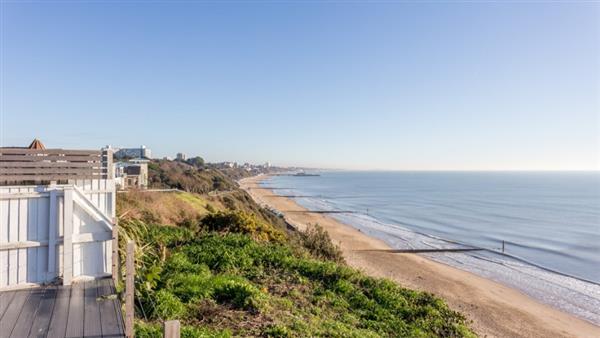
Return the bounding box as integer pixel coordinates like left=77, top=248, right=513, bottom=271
left=1, top=1, right=598, bottom=170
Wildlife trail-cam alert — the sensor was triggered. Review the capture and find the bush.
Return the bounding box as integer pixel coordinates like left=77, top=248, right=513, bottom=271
left=135, top=321, right=161, bottom=338
left=201, top=211, right=285, bottom=242
left=153, top=290, right=187, bottom=320
left=211, top=276, right=266, bottom=311
left=167, top=273, right=213, bottom=302
left=182, top=234, right=257, bottom=272
left=181, top=326, right=232, bottom=338
left=263, top=324, right=291, bottom=337
left=163, top=252, right=210, bottom=276
left=298, top=224, right=344, bottom=263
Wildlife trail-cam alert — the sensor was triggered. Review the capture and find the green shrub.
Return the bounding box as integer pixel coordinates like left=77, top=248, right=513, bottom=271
left=182, top=234, right=257, bottom=272
left=167, top=273, right=213, bottom=302
left=211, top=276, right=265, bottom=311
left=134, top=321, right=161, bottom=338
left=181, top=325, right=232, bottom=338
left=263, top=324, right=291, bottom=337
left=298, top=224, right=344, bottom=263
left=163, top=252, right=211, bottom=276
left=153, top=290, right=186, bottom=320
left=201, top=211, right=285, bottom=242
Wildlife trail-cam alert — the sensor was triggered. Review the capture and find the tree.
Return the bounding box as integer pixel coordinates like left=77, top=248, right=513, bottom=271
left=187, top=156, right=205, bottom=168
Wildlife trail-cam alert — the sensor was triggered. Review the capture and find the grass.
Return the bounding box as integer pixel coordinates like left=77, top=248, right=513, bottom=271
left=119, top=218, right=475, bottom=337
left=117, top=190, right=209, bottom=226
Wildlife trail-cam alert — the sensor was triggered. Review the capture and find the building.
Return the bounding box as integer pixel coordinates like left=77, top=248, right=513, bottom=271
left=0, top=139, right=116, bottom=288
left=115, top=159, right=149, bottom=190
left=0, top=140, right=125, bottom=336
left=176, top=152, right=187, bottom=161
left=114, top=145, right=151, bottom=160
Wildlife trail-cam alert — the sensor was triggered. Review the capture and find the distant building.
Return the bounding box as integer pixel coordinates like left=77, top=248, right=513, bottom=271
left=114, top=158, right=149, bottom=190
left=176, top=153, right=187, bottom=161
left=114, top=145, right=151, bottom=160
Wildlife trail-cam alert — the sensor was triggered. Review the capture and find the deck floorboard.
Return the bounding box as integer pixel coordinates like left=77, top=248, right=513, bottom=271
left=46, top=286, right=71, bottom=338
left=0, top=290, right=16, bottom=319
left=0, top=289, right=31, bottom=338
left=29, top=286, right=57, bottom=338
left=98, top=279, right=125, bottom=338
left=84, top=280, right=103, bottom=337
left=11, top=288, right=45, bottom=337
left=0, top=278, right=124, bottom=338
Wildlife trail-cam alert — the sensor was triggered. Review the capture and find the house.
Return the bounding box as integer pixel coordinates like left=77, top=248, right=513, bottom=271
left=115, top=158, right=149, bottom=190
left=176, top=152, right=187, bottom=161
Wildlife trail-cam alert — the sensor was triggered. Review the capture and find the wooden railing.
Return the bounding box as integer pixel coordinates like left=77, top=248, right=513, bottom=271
left=0, top=148, right=113, bottom=184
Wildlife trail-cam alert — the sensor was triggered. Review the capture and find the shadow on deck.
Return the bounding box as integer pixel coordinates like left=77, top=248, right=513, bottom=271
left=0, top=278, right=124, bottom=338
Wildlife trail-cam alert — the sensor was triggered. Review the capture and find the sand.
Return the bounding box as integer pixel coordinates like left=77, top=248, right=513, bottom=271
left=240, top=175, right=600, bottom=338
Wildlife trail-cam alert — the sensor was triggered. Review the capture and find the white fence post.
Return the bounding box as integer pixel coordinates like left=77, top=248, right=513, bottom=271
left=63, top=187, right=73, bottom=285
left=48, top=189, right=58, bottom=279
left=112, top=218, right=119, bottom=285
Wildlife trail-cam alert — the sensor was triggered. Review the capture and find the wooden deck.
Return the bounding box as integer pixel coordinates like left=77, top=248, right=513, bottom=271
left=0, top=278, right=125, bottom=338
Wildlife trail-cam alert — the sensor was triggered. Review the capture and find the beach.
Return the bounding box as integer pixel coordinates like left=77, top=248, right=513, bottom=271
left=240, top=175, right=600, bottom=338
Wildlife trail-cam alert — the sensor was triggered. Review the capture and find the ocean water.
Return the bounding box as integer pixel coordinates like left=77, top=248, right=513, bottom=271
left=261, top=171, right=600, bottom=325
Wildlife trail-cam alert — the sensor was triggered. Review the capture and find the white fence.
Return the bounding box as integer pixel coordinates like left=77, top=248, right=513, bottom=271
left=0, top=179, right=115, bottom=289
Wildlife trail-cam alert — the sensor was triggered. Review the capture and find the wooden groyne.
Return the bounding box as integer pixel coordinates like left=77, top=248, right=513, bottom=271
left=284, top=210, right=359, bottom=214
left=357, top=248, right=485, bottom=254
left=265, top=194, right=319, bottom=198
left=259, top=187, right=294, bottom=190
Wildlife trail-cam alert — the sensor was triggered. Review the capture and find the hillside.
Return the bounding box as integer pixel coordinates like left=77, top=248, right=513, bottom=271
left=147, top=160, right=244, bottom=193
left=116, top=162, right=474, bottom=337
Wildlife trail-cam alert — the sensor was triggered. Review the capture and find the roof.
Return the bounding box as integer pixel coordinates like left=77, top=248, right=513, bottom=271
left=28, top=138, right=46, bottom=149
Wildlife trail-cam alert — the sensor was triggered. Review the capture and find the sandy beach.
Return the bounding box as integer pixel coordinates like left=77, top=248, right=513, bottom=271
left=240, top=175, right=600, bottom=338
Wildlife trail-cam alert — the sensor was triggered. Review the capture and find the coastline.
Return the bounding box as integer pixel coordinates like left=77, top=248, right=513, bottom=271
left=240, top=174, right=600, bottom=338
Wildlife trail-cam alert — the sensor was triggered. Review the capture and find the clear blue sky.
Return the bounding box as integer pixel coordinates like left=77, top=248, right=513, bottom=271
left=1, top=1, right=598, bottom=170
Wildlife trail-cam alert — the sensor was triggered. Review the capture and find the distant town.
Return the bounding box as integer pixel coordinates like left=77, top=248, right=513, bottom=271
left=109, top=144, right=285, bottom=191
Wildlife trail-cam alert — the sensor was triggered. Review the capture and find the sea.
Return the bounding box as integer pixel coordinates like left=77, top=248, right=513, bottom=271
left=261, top=171, right=600, bottom=325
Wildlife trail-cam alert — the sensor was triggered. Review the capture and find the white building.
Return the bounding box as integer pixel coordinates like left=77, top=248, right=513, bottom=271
left=114, top=145, right=152, bottom=160
left=114, top=158, right=149, bottom=190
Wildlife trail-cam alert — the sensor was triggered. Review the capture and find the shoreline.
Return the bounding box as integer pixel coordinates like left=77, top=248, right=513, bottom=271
left=240, top=174, right=600, bottom=338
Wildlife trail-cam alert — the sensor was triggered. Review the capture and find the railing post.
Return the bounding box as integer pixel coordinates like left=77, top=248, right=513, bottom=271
left=48, top=189, right=57, bottom=280
left=63, top=187, right=73, bottom=285
left=125, top=240, right=135, bottom=338
left=163, top=320, right=180, bottom=338
left=112, top=218, right=119, bottom=286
